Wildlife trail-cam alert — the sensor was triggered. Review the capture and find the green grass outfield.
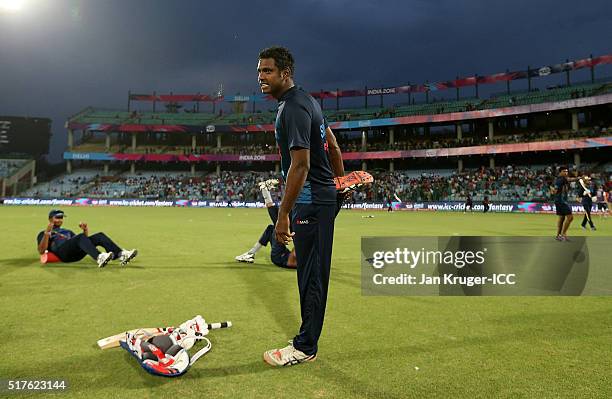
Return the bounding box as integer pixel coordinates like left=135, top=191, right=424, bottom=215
left=0, top=206, right=611, bottom=399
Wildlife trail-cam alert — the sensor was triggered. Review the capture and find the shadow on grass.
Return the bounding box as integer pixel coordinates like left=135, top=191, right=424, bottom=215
left=234, top=260, right=300, bottom=338
left=40, top=263, right=146, bottom=272
left=7, top=349, right=270, bottom=393
left=0, top=254, right=145, bottom=272
left=146, top=261, right=291, bottom=270
left=0, top=257, right=40, bottom=278
left=0, top=256, right=40, bottom=267
left=330, top=267, right=361, bottom=290
left=189, top=359, right=273, bottom=379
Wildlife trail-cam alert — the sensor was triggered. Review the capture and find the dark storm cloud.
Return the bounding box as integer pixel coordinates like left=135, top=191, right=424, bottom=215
left=0, top=0, right=610, bottom=162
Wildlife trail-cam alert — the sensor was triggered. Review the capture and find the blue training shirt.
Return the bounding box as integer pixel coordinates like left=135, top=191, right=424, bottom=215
left=275, top=86, right=336, bottom=205
left=554, top=176, right=569, bottom=203
left=36, top=227, right=75, bottom=252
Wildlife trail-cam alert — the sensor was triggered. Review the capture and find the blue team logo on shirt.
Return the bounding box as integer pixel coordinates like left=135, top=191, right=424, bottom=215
left=319, top=123, right=325, bottom=140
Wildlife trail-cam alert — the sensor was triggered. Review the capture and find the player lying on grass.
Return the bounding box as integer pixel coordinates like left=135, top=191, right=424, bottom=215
left=36, top=209, right=138, bottom=267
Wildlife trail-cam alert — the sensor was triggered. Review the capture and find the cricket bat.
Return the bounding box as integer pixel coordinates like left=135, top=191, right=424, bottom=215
left=97, top=321, right=232, bottom=350
left=97, top=327, right=172, bottom=350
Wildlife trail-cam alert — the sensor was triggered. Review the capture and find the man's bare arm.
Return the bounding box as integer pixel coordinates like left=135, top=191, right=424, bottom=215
left=325, top=127, right=344, bottom=177
left=79, top=222, right=89, bottom=237
left=38, top=223, right=53, bottom=254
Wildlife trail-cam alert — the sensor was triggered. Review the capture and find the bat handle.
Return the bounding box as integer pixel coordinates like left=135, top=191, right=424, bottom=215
left=207, top=321, right=232, bottom=330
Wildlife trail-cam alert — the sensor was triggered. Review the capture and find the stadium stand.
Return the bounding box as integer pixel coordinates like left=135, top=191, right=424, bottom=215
left=0, top=158, right=36, bottom=196
left=0, top=159, right=28, bottom=177
left=352, top=164, right=609, bottom=203
left=10, top=58, right=612, bottom=203
left=66, top=81, right=612, bottom=127
left=83, top=171, right=278, bottom=201
left=66, top=127, right=610, bottom=156
left=20, top=169, right=101, bottom=198
left=46, top=164, right=604, bottom=204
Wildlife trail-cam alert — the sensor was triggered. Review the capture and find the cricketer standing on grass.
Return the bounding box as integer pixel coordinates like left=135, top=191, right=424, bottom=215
left=578, top=176, right=596, bottom=231
left=257, top=46, right=344, bottom=366
left=464, top=192, right=473, bottom=212
left=553, top=167, right=574, bottom=241
left=595, top=186, right=609, bottom=217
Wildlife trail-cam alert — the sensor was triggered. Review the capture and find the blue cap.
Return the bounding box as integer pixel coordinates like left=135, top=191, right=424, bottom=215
left=48, top=210, right=65, bottom=218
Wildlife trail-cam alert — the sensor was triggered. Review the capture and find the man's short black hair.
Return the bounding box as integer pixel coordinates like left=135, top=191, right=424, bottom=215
left=259, top=46, right=295, bottom=76
left=559, top=165, right=569, bottom=172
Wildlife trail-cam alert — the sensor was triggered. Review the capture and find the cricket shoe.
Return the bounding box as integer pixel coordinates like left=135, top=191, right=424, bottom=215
left=263, top=343, right=317, bottom=367
left=335, top=171, right=374, bottom=193
left=119, top=249, right=138, bottom=266
left=258, top=179, right=279, bottom=191
left=97, top=252, right=114, bottom=268
left=235, top=252, right=255, bottom=264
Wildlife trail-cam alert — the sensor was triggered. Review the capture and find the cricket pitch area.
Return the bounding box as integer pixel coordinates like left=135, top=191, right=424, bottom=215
left=1, top=206, right=611, bottom=398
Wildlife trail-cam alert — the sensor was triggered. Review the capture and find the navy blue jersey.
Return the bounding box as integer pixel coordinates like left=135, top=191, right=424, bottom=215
left=275, top=86, right=336, bottom=205
left=37, top=227, right=75, bottom=252
left=271, top=240, right=291, bottom=266
left=554, top=176, right=569, bottom=202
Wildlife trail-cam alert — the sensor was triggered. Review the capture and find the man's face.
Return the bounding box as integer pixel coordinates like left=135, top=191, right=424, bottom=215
left=257, top=58, right=287, bottom=99
left=560, top=169, right=569, bottom=177
left=50, top=216, right=63, bottom=227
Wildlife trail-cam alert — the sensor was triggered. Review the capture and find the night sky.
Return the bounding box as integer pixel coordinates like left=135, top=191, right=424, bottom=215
left=0, top=0, right=611, bottom=162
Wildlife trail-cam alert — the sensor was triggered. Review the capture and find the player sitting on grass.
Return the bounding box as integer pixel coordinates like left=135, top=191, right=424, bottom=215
left=235, top=179, right=297, bottom=269
left=36, top=209, right=138, bottom=267
left=235, top=171, right=373, bottom=267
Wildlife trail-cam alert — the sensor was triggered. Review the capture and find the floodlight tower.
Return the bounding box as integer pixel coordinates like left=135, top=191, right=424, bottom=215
left=212, top=83, right=224, bottom=114
left=0, top=0, right=26, bottom=12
